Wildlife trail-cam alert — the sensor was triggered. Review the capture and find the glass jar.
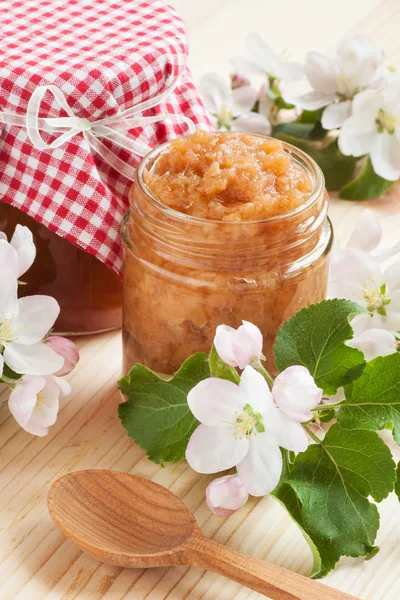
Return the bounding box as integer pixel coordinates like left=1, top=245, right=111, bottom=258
left=0, top=203, right=122, bottom=334
left=122, top=135, right=332, bottom=375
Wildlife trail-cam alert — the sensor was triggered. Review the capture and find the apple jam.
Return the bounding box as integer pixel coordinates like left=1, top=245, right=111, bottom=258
left=122, top=132, right=332, bottom=375
left=0, top=204, right=122, bottom=334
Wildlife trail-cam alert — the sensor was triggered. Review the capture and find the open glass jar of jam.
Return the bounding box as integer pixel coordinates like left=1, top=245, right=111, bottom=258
left=0, top=203, right=122, bottom=334
left=122, top=132, right=332, bottom=375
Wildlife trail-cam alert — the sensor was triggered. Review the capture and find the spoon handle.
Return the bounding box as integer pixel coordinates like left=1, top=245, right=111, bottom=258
left=185, top=534, right=359, bottom=600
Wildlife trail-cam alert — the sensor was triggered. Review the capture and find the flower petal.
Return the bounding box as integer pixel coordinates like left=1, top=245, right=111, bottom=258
left=283, top=90, right=336, bottom=111
left=54, top=376, right=72, bottom=396
left=0, top=354, right=3, bottom=379
left=237, top=434, right=282, bottom=496
left=0, top=266, right=18, bottom=317
left=272, top=365, right=322, bottom=422
left=321, top=100, right=352, bottom=130
left=231, top=113, right=271, bottom=136
left=198, top=73, right=231, bottom=115
left=25, top=376, right=60, bottom=431
left=246, top=33, right=276, bottom=73
left=338, top=117, right=376, bottom=157
left=348, top=209, right=382, bottom=253
left=349, top=329, right=397, bottom=361
left=277, top=61, right=304, bottom=83
left=305, top=51, right=337, bottom=94
left=186, top=424, right=249, bottom=474
left=11, top=295, right=60, bottom=345
left=230, top=56, right=262, bottom=77
left=269, top=410, right=309, bottom=452
left=328, top=247, right=384, bottom=303
left=338, top=35, right=384, bottom=89
left=4, top=341, right=64, bottom=376
left=0, top=240, right=18, bottom=278
left=231, top=86, right=258, bottom=116
left=187, top=377, right=244, bottom=426
left=239, top=365, right=274, bottom=417
left=232, top=321, right=263, bottom=369
left=385, top=261, right=400, bottom=293
left=370, top=132, right=400, bottom=181
left=214, top=324, right=238, bottom=366
left=10, top=225, right=36, bottom=278
left=8, top=376, right=46, bottom=425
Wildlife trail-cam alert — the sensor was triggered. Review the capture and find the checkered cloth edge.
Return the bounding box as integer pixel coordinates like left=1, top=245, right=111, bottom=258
left=0, top=0, right=213, bottom=274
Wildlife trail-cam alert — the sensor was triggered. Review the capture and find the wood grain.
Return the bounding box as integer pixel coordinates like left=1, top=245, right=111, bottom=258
left=48, top=470, right=359, bottom=600
left=1, top=1, right=400, bottom=599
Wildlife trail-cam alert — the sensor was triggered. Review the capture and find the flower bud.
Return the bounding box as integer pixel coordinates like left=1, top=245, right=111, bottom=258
left=231, top=72, right=251, bottom=89
left=272, top=365, right=322, bottom=422
left=46, top=336, right=79, bottom=376
left=206, top=475, right=248, bottom=517
left=214, top=320, right=263, bottom=369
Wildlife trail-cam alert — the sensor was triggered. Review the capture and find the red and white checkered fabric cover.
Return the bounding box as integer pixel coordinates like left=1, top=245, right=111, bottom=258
left=0, top=0, right=213, bottom=274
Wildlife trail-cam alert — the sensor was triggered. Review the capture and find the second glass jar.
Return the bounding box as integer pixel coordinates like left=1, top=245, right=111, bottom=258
left=122, top=135, right=332, bottom=375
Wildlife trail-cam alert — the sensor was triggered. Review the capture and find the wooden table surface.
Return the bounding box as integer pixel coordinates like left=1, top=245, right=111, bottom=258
left=1, top=1, right=400, bottom=598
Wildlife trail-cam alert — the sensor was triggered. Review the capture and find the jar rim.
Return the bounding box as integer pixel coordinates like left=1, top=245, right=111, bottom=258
left=135, top=132, right=325, bottom=226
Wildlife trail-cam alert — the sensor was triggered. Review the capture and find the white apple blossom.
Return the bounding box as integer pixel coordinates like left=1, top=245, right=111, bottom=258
left=0, top=225, right=36, bottom=278
left=338, top=80, right=400, bottom=180
left=198, top=73, right=271, bottom=135
left=8, top=375, right=70, bottom=436
left=284, top=35, right=385, bottom=130
left=231, top=33, right=304, bottom=83
left=186, top=365, right=322, bottom=496
left=206, top=475, right=248, bottom=517
left=214, top=320, right=263, bottom=369
left=328, top=210, right=400, bottom=334
left=0, top=266, right=64, bottom=376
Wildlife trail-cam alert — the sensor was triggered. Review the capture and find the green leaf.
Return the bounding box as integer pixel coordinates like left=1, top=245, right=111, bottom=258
left=395, top=462, right=400, bottom=502
left=317, top=408, right=336, bottom=423
left=273, top=482, right=340, bottom=578
left=118, top=353, right=210, bottom=464
left=337, top=353, right=400, bottom=444
left=274, top=134, right=357, bottom=190
left=272, top=458, right=324, bottom=577
left=209, top=345, right=240, bottom=384
left=282, top=424, right=395, bottom=578
left=274, top=299, right=367, bottom=395
left=1, top=363, right=23, bottom=381
left=273, top=121, right=326, bottom=141
left=339, top=156, right=395, bottom=200
left=298, top=108, right=324, bottom=124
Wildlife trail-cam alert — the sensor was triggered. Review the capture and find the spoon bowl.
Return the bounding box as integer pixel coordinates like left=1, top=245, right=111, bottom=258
left=48, top=469, right=198, bottom=567
left=48, top=469, right=360, bottom=600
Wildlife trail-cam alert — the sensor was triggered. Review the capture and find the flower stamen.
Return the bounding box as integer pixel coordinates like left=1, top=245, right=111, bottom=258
left=375, top=108, right=400, bottom=134
left=360, top=281, right=391, bottom=316
left=232, top=403, right=265, bottom=439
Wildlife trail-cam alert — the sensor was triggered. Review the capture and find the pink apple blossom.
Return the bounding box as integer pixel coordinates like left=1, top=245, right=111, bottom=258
left=46, top=336, right=79, bottom=376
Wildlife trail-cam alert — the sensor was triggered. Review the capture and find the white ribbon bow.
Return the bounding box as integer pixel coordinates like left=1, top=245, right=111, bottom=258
left=0, top=75, right=196, bottom=180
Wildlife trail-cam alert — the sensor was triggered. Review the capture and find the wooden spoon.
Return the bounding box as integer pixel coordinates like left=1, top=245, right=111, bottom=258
left=48, top=470, right=359, bottom=600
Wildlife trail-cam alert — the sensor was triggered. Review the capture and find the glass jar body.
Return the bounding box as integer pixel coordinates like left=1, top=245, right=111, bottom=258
left=122, top=137, right=332, bottom=375
left=0, top=203, right=122, bottom=334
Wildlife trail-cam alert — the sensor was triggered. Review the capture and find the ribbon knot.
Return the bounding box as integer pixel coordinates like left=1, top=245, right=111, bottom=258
left=0, top=76, right=195, bottom=180
left=79, top=118, right=92, bottom=132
